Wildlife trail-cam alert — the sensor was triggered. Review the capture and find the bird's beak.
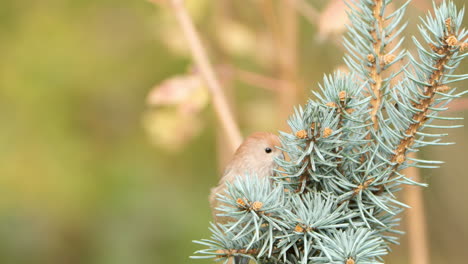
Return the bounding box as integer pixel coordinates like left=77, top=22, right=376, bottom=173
left=277, top=151, right=285, bottom=160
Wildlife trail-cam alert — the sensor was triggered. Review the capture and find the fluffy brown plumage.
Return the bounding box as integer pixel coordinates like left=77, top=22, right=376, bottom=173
left=209, top=132, right=283, bottom=224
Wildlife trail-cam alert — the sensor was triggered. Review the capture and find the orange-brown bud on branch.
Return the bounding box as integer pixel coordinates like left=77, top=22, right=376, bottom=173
left=296, top=130, right=308, bottom=139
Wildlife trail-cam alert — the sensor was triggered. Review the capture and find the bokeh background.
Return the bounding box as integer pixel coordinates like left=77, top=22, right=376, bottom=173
left=0, top=0, right=467, bottom=263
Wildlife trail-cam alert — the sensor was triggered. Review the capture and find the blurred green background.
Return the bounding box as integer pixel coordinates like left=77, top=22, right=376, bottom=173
left=0, top=0, right=466, bottom=263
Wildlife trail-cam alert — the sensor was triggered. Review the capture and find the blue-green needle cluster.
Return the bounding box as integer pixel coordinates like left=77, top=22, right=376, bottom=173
left=193, top=1, right=468, bottom=263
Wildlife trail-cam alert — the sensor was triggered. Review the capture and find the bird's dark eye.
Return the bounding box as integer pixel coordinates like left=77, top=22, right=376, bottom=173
left=265, top=147, right=272, bottom=153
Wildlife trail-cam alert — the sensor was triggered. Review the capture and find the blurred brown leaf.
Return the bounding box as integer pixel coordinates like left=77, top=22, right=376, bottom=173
left=145, top=73, right=209, bottom=151
left=147, top=73, right=209, bottom=115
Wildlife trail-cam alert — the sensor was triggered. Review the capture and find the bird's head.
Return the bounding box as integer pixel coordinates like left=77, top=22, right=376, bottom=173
left=226, top=132, right=283, bottom=178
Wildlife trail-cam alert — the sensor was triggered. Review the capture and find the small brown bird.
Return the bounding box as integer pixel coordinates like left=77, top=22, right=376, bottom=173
left=209, top=132, right=283, bottom=224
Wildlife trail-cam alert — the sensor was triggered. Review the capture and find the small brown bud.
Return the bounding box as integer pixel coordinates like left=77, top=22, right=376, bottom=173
left=460, top=42, right=468, bottom=52
left=384, top=54, right=396, bottom=65
left=251, top=201, right=263, bottom=211
left=364, top=178, right=374, bottom=188
left=326, top=102, right=338, bottom=108
left=346, top=258, right=355, bottom=264
left=445, top=18, right=452, bottom=32
left=294, top=225, right=304, bottom=233
left=339, top=91, right=347, bottom=101
left=296, top=129, right=308, bottom=139
left=346, top=108, right=356, bottom=114
left=396, top=154, right=405, bottom=164
left=236, top=198, right=246, bottom=207
left=353, top=185, right=363, bottom=195
left=367, top=54, right=375, bottom=63
left=446, top=35, right=458, bottom=46
left=323, top=127, right=333, bottom=138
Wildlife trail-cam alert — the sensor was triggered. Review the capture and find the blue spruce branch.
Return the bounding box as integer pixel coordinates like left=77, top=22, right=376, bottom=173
left=192, top=1, right=468, bottom=263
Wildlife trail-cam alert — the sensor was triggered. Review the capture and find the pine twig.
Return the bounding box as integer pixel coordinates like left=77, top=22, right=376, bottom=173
left=391, top=45, right=453, bottom=165
left=368, top=0, right=386, bottom=130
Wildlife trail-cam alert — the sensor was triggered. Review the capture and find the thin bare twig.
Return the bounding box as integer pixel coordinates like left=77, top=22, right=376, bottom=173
left=219, top=65, right=286, bottom=92
left=161, top=0, right=243, bottom=152
left=403, top=153, right=430, bottom=264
